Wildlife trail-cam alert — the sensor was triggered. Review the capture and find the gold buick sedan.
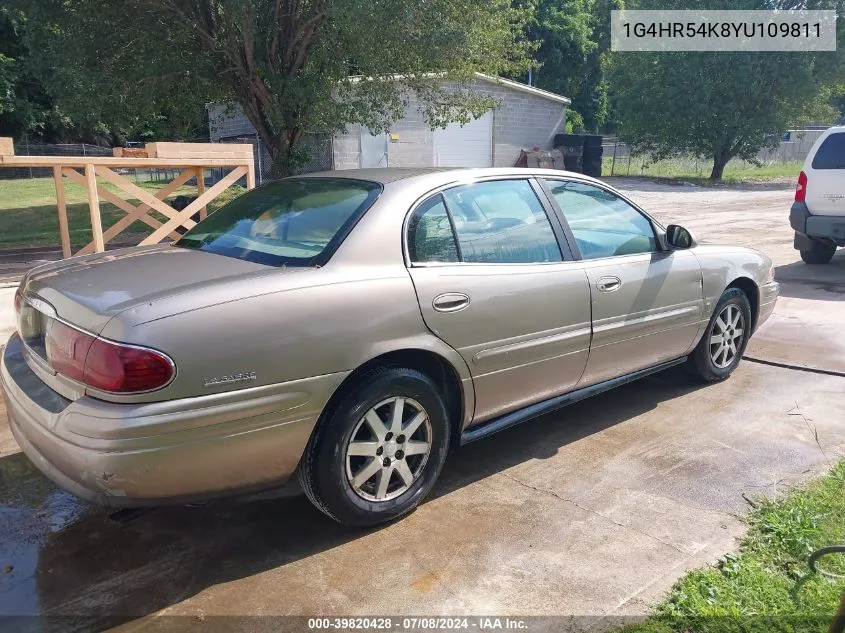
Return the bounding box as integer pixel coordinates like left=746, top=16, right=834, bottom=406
left=1, top=168, right=779, bottom=526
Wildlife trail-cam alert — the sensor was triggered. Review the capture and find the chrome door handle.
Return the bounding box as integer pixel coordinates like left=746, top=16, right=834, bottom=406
left=432, top=292, right=470, bottom=312
left=596, top=276, right=622, bottom=293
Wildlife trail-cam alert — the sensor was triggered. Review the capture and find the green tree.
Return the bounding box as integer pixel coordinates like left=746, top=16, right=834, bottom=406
left=0, top=6, right=59, bottom=141
left=1, top=5, right=205, bottom=144
left=609, top=0, right=845, bottom=181
left=26, top=0, right=534, bottom=176
left=530, top=0, right=621, bottom=131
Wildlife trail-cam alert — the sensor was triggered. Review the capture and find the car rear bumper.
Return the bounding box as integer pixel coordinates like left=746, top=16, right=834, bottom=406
left=1, top=333, right=347, bottom=507
left=790, top=202, right=845, bottom=245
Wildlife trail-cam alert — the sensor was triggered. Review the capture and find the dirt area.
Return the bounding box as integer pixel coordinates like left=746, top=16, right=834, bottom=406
left=0, top=177, right=843, bottom=627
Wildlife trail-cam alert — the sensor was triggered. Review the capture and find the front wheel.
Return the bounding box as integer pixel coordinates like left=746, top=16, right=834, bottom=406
left=298, top=367, right=450, bottom=527
left=687, top=288, right=752, bottom=382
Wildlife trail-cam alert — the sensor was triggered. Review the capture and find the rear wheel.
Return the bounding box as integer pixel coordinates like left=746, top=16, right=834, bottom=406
left=800, top=239, right=836, bottom=265
left=687, top=288, right=752, bottom=382
left=299, top=367, right=450, bottom=527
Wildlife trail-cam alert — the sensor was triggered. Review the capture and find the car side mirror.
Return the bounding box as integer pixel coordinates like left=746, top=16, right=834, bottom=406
left=665, top=224, right=696, bottom=249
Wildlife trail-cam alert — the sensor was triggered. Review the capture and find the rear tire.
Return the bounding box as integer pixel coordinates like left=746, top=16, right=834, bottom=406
left=687, top=288, right=752, bottom=383
left=298, top=367, right=450, bottom=527
left=800, top=240, right=836, bottom=265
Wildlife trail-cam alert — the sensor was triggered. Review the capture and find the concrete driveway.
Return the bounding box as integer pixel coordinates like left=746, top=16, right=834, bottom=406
left=1, top=178, right=843, bottom=628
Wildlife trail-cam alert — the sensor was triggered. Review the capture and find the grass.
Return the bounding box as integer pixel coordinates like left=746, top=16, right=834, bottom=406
left=619, top=461, right=845, bottom=633
left=603, top=156, right=804, bottom=184
left=0, top=176, right=245, bottom=250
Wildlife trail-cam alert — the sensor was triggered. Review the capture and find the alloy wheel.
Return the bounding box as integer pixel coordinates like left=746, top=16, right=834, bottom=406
left=709, top=304, right=745, bottom=369
left=345, top=397, right=432, bottom=502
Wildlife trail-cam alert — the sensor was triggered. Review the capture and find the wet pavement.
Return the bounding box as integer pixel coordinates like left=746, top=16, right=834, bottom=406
left=1, top=178, right=844, bottom=627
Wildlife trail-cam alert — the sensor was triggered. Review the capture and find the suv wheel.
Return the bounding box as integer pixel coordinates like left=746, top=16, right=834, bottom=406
left=299, top=366, right=450, bottom=526
left=799, top=238, right=836, bottom=265
left=687, top=288, right=752, bottom=382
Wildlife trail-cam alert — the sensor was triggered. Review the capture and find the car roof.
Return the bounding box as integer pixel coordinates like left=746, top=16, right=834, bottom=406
left=297, top=168, right=453, bottom=184
left=296, top=167, right=606, bottom=188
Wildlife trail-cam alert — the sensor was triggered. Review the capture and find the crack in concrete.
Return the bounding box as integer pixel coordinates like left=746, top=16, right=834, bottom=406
left=743, top=355, right=845, bottom=378
left=497, top=471, right=691, bottom=556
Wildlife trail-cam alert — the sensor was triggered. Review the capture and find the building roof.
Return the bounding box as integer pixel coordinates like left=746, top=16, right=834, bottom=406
left=473, top=73, right=571, bottom=106
left=346, top=72, right=571, bottom=106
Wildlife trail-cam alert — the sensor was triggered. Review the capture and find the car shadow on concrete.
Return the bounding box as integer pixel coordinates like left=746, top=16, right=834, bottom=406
left=0, top=368, right=700, bottom=627
left=775, top=252, right=845, bottom=302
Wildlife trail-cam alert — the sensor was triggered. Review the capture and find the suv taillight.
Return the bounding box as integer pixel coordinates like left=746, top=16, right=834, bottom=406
left=795, top=171, right=807, bottom=202
left=45, top=319, right=174, bottom=393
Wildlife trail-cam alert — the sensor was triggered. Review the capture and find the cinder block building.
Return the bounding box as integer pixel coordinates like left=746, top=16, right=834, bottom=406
left=208, top=73, right=569, bottom=182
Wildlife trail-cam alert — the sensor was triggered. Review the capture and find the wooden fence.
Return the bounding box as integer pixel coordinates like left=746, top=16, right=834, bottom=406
left=0, top=139, right=255, bottom=258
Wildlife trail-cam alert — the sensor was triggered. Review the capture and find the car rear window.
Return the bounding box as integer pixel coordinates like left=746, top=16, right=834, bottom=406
left=176, top=178, right=382, bottom=266
left=811, top=132, right=845, bottom=170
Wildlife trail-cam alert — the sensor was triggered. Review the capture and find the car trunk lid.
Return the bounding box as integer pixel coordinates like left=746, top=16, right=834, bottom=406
left=16, top=245, right=273, bottom=399
left=21, top=245, right=270, bottom=333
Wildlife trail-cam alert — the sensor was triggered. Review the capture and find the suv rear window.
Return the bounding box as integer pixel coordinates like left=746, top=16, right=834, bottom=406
left=811, top=132, right=845, bottom=170
left=176, top=178, right=382, bottom=266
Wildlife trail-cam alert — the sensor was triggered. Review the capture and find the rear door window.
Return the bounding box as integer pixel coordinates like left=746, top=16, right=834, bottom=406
left=441, top=180, right=563, bottom=264
left=407, top=195, right=460, bottom=263
left=812, top=133, right=845, bottom=170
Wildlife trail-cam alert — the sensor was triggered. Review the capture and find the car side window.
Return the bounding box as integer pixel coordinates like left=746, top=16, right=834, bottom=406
left=441, top=180, right=562, bottom=263
left=408, top=195, right=460, bottom=263
left=543, top=179, right=657, bottom=260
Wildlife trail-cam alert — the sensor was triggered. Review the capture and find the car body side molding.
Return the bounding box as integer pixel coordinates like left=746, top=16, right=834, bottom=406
left=460, top=355, right=689, bottom=445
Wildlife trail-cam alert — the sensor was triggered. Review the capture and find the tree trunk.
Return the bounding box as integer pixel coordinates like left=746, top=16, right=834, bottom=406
left=709, top=151, right=730, bottom=182
left=263, top=129, right=305, bottom=179
left=267, top=136, right=294, bottom=179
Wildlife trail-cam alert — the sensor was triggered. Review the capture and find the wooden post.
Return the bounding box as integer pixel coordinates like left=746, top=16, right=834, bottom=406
left=246, top=162, right=256, bottom=190
left=84, top=164, right=105, bottom=253
left=196, top=167, right=207, bottom=220
left=53, top=166, right=72, bottom=258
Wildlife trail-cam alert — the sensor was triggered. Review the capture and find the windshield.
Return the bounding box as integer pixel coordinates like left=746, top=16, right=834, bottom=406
left=176, top=178, right=382, bottom=266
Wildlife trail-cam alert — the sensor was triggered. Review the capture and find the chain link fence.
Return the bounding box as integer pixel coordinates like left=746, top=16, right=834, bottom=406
left=602, top=129, right=825, bottom=178
left=0, top=142, right=113, bottom=179
left=216, top=133, right=334, bottom=185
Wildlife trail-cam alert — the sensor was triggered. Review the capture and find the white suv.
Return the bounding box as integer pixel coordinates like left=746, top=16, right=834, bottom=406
left=790, top=125, right=845, bottom=264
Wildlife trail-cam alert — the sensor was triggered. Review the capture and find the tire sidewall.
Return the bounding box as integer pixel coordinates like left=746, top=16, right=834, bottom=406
left=800, top=241, right=836, bottom=265
left=700, top=289, right=752, bottom=379
left=312, top=369, right=449, bottom=526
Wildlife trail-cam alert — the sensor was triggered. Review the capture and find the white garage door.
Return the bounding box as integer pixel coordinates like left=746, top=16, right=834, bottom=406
left=433, top=113, right=493, bottom=167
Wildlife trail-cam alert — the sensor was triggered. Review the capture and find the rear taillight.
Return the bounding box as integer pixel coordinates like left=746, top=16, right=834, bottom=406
left=45, top=320, right=174, bottom=393
left=84, top=338, right=174, bottom=393
left=795, top=171, right=807, bottom=202
left=45, top=320, right=94, bottom=383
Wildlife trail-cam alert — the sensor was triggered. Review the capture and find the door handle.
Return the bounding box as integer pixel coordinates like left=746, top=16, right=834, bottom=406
left=432, top=292, right=470, bottom=313
left=596, top=276, right=622, bottom=293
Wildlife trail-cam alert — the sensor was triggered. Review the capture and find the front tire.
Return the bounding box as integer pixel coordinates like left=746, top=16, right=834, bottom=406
left=687, top=288, right=752, bottom=382
left=800, top=239, right=836, bottom=265
left=299, top=367, right=450, bottom=527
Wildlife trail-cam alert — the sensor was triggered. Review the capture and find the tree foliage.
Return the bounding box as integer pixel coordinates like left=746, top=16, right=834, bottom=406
left=25, top=0, right=534, bottom=175
left=610, top=0, right=845, bottom=180
left=530, top=0, right=621, bottom=131
left=1, top=5, right=208, bottom=143
left=0, top=6, right=66, bottom=142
